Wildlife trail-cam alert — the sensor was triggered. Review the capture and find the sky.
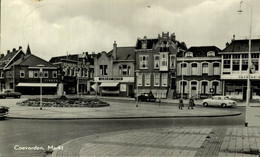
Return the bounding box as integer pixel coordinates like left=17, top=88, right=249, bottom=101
left=1, top=0, right=260, bottom=61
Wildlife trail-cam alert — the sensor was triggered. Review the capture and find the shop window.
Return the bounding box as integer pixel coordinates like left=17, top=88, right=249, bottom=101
left=191, top=63, right=197, bottom=75
left=99, top=65, right=108, bottom=75
left=154, top=55, right=160, bottom=69
left=161, top=73, right=167, bottom=86
left=154, top=73, right=160, bottom=86
left=232, top=60, right=240, bottom=71
left=202, top=63, right=208, bottom=75
left=145, top=73, right=151, bottom=86
left=140, top=55, right=149, bottom=69
left=20, top=70, right=25, bottom=78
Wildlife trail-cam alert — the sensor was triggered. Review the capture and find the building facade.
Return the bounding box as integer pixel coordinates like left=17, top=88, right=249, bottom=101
left=49, top=52, right=94, bottom=95
left=220, top=38, right=260, bottom=100
left=134, top=32, right=187, bottom=99
left=94, top=41, right=135, bottom=97
left=176, top=46, right=222, bottom=99
left=4, top=46, right=59, bottom=95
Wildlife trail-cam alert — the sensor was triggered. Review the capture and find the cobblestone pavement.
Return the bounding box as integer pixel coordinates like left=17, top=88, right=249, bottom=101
left=52, top=127, right=260, bottom=157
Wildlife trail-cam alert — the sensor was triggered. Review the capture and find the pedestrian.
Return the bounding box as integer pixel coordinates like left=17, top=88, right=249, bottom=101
left=188, top=96, right=194, bottom=109
left=179, top=98, right=184, bottom=110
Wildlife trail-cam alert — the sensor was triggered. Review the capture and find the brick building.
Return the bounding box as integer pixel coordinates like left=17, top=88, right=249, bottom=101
left=176, top=46, right=222, bottom=99
left=134, top=32, right=187, bottom=99
left=93, top=41, right=135, bottom=97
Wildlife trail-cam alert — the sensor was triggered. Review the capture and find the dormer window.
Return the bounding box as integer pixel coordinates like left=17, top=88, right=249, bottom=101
left=185, top=52, right=193, bottom=57
left=207, top=51, right=215, bottom=57
left=141, top=41, right=147, bottom=49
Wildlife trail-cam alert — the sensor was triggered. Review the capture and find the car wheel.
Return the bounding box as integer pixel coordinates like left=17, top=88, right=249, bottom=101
left=16, top=96, right=21, bottom=98
left=221, top=103, right=227, bottom=108
left=2, top=96, right=6, bottom=99
left=203, top=102, right=208, bottom=107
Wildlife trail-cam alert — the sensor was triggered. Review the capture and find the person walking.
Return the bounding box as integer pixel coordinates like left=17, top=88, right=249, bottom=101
left=179, top=98, right=184, bottom=110
left=188, top=96, right=194, bottom=109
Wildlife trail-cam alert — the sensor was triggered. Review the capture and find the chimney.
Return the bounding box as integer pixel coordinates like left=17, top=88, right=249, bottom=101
left=171, top=33, right=176, bottom=41
left=226, top=42, right=230, bottom=47
left=7, top=50, right=10, bottom=54
left=12, top=48, right=16, bottom=52
left=232, top=35, right=235, bottom=42
left=113, top=41, right=117, bottom=59
left=19, top=46, right=22, bottom=50
left=143, top=36, right=147, bottom=40
left=0, top=54, right=4, bottom=60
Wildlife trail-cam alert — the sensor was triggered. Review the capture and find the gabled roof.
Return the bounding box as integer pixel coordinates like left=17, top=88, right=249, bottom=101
left=49, top=54, right=79, bottom=63
left=222, top=39, right=260, bottom=52
left=107, top=47, right=135, bottom=61
left=0, top=49, right=25, bottom=68
left=8, top=54, right=56, bottom=68
left=178, top=46, right=221, bottom=57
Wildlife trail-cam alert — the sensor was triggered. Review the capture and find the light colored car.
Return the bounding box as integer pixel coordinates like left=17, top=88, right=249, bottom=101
left=202, top=96, right=237, bottom=108
left=0, top=89, right=22, bottom=98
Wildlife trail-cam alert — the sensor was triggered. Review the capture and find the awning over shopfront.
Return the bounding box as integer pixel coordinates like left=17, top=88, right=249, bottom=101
left=17, top=83, right=57, bottom=87
left=100, top=82, right=118, bottom=87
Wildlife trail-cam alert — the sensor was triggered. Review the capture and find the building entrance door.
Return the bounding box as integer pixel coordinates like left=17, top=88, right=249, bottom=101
left=191, top=86, right=197, bottom=98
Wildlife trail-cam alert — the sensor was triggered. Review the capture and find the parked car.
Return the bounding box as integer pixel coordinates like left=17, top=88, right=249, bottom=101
left=0, top=89, right=22, bottom=98
left=136, top=93, right=156, bottom=102
left=0, top=106, right=9, bottom=119
left=202, top=96, right=237, bottom=108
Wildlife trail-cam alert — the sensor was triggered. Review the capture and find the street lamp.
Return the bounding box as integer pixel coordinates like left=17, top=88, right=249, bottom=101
left=135, top=70, right=140, bottom=107
left=238, top=0, right=252, bottom=127
left=38, top=64, right=44, bottom=110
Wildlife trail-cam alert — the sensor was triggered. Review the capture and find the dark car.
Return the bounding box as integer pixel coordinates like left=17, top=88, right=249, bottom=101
left=136, top=93, right=156, bottom=102
left=0, top=106, right=9, bottom=119
left=0, top=89, right=22, bottom=98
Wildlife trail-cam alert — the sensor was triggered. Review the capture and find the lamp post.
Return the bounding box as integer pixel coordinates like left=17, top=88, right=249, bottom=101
left=238, top=0, right=252, bottom=127
left=135, top=70, right=140, bottom=107
left=38, top=64, right=44, bottom=110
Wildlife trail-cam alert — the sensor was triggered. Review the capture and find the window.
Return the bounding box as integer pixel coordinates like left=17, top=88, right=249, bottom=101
left=170, top=55, right=176, bottom=69
left=119, top=64, right=130, bottom=76
left=191, top=63, right=197, bottom=75
left=201, top=82, right=208, bottom=94
left=252, top=60, right=259, bottom=71
left=29, top=71, right=33, bottom=78
left=154, top=73, right=160, bottom=86
left=34, top=71, right=39, bottom=78
left=154, top=55, right=160, bottom=69
left=141, top=41, right=147, bottom=49
left=160, top=53, right=168, bottom=66
left=20, top=70, right=25, bottom=78
left=181, top=63, right=187, bottom=75
left=52, top=71, right=57, bottom=78
left=180, top=81, right=187, bottom=94
left=207, top=51, right=215, bottom=57
left=212, top=81, right=219, bottom=94
left=185, top=52, right=193, bottom=57
left=145, top=73, right=151, bottom=86
left=213, top=63, right=220, bottom=75
left=140, top=55, right=149, bottom=69
left=242, top=60, right=248, bottom=71
left=99, top=65, right=108, bottom=75
left=202, top=63, right=208, bottom=75
left=161, top=73, right=167, bottom=86
left=44, top=71, right=48, bottom=78
left=232, top=60, right=240, bottom=71
left=223, top=60, right=231, bottom=69
left=0, top=72, right=3, bottom=78
left=137, top=73, right=142, bottom=86
left=223, top=54, right=231, bottom=59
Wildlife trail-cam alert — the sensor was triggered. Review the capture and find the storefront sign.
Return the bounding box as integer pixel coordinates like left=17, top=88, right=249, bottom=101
left=94, top=77, right=134, bottom=82
left=222, top=74, right=260, bottom=80
left=99, top=77, right=123, bottom=80
left=238, top=75, right=260, bottom=79
left=120, top=84, right=126, bottom=92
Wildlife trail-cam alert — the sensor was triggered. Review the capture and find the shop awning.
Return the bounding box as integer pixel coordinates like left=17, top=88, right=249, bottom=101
left=17, top=83, right=57, bottom=87
left=100, top=82, right=118, bottom=87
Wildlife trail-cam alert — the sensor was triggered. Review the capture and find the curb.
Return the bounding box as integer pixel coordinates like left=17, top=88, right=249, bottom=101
left=7, top=112, right=241, bottom=120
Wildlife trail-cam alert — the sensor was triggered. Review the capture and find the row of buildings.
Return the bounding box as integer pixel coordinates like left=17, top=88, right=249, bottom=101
left=0, top=32, right=260, bottom=101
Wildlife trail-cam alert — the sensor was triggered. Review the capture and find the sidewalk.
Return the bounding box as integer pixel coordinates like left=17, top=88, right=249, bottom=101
left=3, top=96, right=242, bottom=119
left=51, top=127, right=260, bottom=157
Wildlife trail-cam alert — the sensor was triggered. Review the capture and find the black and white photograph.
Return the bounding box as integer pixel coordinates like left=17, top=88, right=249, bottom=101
left=1, top=0, right=260, bottom=156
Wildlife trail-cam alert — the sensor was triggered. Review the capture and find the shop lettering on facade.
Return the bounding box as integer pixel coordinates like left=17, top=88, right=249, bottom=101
left=239, top=75, right=260, bottom=79
left=99, top=77, right=123, bottom=80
